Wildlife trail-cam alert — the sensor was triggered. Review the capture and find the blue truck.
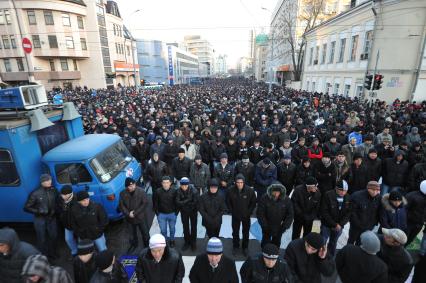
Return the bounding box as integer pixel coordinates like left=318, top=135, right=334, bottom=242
left=0, top=86, right=141, bottom=222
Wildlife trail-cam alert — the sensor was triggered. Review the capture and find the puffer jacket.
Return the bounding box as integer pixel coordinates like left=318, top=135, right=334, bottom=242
left=24, top=186, right=58, bottom=217
left=291, top=184, right=322, bottom=222
left=379, top=194, right=408, bottom=233
left=257, top=183, right=294, bottom=234
left=0, top=228, right=39, bottom=283
left=70, top=201, right=109, bottom=240
left=21, top=254, right=73, bottom=283
left=189, top=162, right=211, bottom=189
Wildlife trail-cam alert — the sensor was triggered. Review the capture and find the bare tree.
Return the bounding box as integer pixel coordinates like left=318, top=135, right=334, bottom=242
left=277, top=0, right=326, bottom=81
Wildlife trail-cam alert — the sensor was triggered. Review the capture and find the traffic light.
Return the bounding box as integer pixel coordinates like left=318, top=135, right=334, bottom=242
left=364, top=74, right=373, bottom=90
left=373, top=74, right=383, bottom=90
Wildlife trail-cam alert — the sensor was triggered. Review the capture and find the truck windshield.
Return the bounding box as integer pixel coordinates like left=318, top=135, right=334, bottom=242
left=89, top=140, right=132, bottom=183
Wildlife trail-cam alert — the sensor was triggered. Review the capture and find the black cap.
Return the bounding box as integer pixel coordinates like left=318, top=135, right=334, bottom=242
left=220, top=153, right=228, bottom=159
left=305, top=176, right=317, bottom=186
left=178, top=148, right=186, bottom=154
left=262, top=243, right=279, bottom=259
left=209, top=178, right=219, bottom=187
left=263, top=158, right=271, bottom=165
left=95, top=250, right=114, bottom=270
left=353, top=152, right=363, bottom=160
left=76, top=191, right=90, bottom=201
left=389, top=190, right=403, bottom=201
left=125, top=177, right=135, bottom=187
left=304, top=232, right=324, bottom=250
left=61, top=185, right=73, bottom=195
left=77, top=239, right=95, bottom=255
left=162, top=176, right=172, bottom=182
left=235, top=174, right=245, bottom=182
left=194, top=154, right=202, bottom=160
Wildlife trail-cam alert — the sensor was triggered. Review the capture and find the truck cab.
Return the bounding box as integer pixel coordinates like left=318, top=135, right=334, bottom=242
left=0, top=85, right=141, bottom=222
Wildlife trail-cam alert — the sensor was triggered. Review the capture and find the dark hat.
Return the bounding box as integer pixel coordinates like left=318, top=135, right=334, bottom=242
left=194, top=154, right=202, bottom=160
left=304, top=232, right=324, bottom=250
left=364, top=135, right=373, bottom=141
left=77, top=239, right=95, bottom=255
left=242, top=155, right=250, bottom=161
left=262, top=243, right=279, bottom=260
left=180, top=177, right=190, bottom=185
left=95, top=250, right=114, bottom=270
left=335, top=180, right=349, bottom=191
left=138, top=137, right=145, bottom=142
left=125, top=177, right=135, bottom=187
left=263, top=157, right=271, bottom=165
left=220, top=153, right=228, bottom=159
left=283, top=154, right=291, bottom=160
left=178, top=148, right=186, bottom=154
left=235, top=174, right=245, bottom=182
left=302, top=156, right=310, bottom=163
left=61, top=185, right=73, bottom=195
left=305, top=176, right=317, bottom=186
left=162, top=176, right=172, bottom=182
left=167, top=136, right=174, bottom=141
left=209, top=178, right=219, bottom=187
left=155, top=135, right=162, bottom=140
left=76, top=191, right=90, bottom=201
left=267, top=143, right=274, bottom=149
left=40, top=174, right=51, bottom=183
left=322, top=152, right=331, bottom=158
left=368, top=148, right=378, bottom=154
left=389, top=190, right=403, bottom=201
left=353, top=152, right=363, bottom=160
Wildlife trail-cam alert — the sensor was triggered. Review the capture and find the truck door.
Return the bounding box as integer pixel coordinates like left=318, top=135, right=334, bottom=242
left=53, top=163, right=102, bottom=204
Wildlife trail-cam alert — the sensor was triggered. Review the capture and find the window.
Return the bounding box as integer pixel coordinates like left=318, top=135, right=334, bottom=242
left=321, top=43, right=327, bottom=64
left=27, top=10, right=36, bottom=25
left=48, top=35, right=58, bottom=48
left=2, top=35, right=10, bottom=49
left=37, top=122, right=69, bottom=154
left=329, top=41, right=336, bottom=64
left=55, top=163, right=92, bottom=184
left=44, top=10, right=54, bottom=25
left=0, top=11, right=4, bottom=25
left=49, top=59, right=55, bottom=71
left=16, top=58, right=24, bottom=71
left=363, top=30, right=373, bottom=56
left=350, top=35, right=359, bottom=61
left=60, top=59, right=69, bottom=71
left=32, top=35, right=41, bottom=48
left=62, top=13, right=71, bottom=26
left=4, top=59, right=11, bottom=72
left=309, top=47, right=313, bottom=65
left=0, top=150, right=20, bottom=186
left=73, top=59, right=78, bottom=71
left=80, top=38, right=87, bottom=50
left=10, top=35, right=16, bottom=49
left=0, top=40, right=2, bottom=49
left=113, top=24, right=116, bottom=36
left=115, top=42, right=119, bottom=54
left=77, top=16, right=84, bottom=29
left=312, top=82, right=316, bottom=91
left=4, top=10, right=11, bottom=24
left=314, top=46, right=319, bottom=64
left=338, top=38, right=346, bottom=63
left=65, top=36, right=74, bottom=49
left=344, top=84, right=351, bottom=96
left=334, top=83, right=340, bottom=95
left=127, top=46, right=130, bottom=56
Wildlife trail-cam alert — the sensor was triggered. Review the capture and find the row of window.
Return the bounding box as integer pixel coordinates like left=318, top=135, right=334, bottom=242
left=308, top=30, right=373, bottom=66
left=26, top=10, right=84, bottom=29
left=48, top=58, right=78, bottom=72
left=3, top=58, right=24, bottom=72
left=306, top=80, right=364, bottom=98
left=0, top=10, right=12, bottom=25
left=115, top=43, right=130, bottom=56
left=113, top=24, right=123, bottom=37
left=29, top=34, right=87, bottom=50
left=0, top=35, right=17, bottom=49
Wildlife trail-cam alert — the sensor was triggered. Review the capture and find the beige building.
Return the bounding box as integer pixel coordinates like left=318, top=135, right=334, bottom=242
left=301, top=0, right=426, bottom=102
left=0, top=0, right=138, bottom=90
left=183, top=35, right=215, bottom=76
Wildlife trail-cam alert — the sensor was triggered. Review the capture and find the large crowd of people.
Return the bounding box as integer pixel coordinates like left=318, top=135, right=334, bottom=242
left=1, top=78, right=426, bottom=282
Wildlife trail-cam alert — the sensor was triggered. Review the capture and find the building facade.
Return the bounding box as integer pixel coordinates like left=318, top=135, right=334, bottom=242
left=0, top=0, right=138, bottom=90
left=167, top=44, right=200, bottom=85
left=253, top=33, right=268, bottom=82
left=183, top=35, right=215, bottom=75
left=136, top=39, right=168, bottom=85
left=215, top=54, right=227, bottom=75
left=301, top=0, right=426, bottom=102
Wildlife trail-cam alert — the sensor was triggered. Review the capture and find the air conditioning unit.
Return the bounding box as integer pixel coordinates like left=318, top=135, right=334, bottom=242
left=313, top=59, right=318, bottom=65
left=360, top=53, right=369, bottom=60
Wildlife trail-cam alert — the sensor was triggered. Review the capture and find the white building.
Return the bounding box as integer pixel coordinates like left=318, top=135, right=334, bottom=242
left=167, top=44, right=200, bottom=85
left=183, top=35, right=215, bottom=75
left=301, top=0, right=426, bottom=102
left=215, top=54, right=227, bottom=75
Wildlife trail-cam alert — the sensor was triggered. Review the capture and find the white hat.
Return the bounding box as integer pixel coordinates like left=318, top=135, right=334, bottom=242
left=382, top=228, right=407, bottom=245
left=420, top=180, right=426, bottom=195
left=149, top=234, right=166, bottom=249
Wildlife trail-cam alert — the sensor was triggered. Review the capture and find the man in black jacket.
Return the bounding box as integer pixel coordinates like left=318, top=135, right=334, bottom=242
left=136, top=234, right=185, bottom=283
left=314, top=152, right=337, bottom=194
left=291, top=176, right=321, bottom=240
left=405, top=180, right=426, bottom=245
left=348, top=181, right=381, bottom=245
left=320, top=180, right=351, bottom=256
left=257, top=182, right=294, bottom=248
left=171, top=148, right=191, bottom=182
left=70, top=190, right=109, bottom=251
left=214, top=153, right=234, bottom=197
left=24, top=174, right=59, bottom=259
left=153, top=176, right=178, bottom=248
left=234, top=155, right=255, bottom=187
left=73, top=239, right=96, bottom=283
left=135, top=137, right=150, bottom=168
left=227, top=174, right=256, bottom=256
left=90, top=249, right=128, bottom=283
left=347, top=153, right=369, bottom=194
left=199, top=179, right=227, bottom=238
left=240, top=243, right=293, bottom=283
left=377, top=228, right=413, bottom=283
left=363, top=148, right=382, bottom=182
left=175, top=177, right=199, bottom=251
left=189, top=237, right=238, bottom=283
left=144, top=152, right=168, bottom=194
left=0, top=227, right=39, bottom=283
left=277, top=154, right=297, bottom=195
left=119, top=177, right=150, bottom=251
left=58, top=185, right=77, bottom=257
left=248, top=139, right=263, bottom=165
left=284, top=232, right=335, bottom=283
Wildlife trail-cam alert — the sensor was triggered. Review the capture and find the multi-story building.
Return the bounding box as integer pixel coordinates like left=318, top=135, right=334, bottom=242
left=253, top=33, right=268, bottom=82
left=267, top=0, right=351, bottom=84
left=301, top=0, right=426, bottom=102
left=183, top=35, right=215, bottom=75
left=215, top=54, right=227, bottom=75
left=167, top=43, right=200, bottom=85
left=136, top=39, right=168, bottom=85
left=0, top=0, right=138, bottom=90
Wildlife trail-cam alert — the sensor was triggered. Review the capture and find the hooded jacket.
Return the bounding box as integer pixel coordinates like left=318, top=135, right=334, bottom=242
left=21, top=254, right=73, bottom=283
left=73, top=253, right=97, bottom=283
left=257, top=183, right=294, bottom=234
left=379, top=194, right=408, bottom=233
left=405, top=190, right=426, bottom=225
left=0, top=228, right=39, bottom=283
left=405, top=127, right=421, bottom=147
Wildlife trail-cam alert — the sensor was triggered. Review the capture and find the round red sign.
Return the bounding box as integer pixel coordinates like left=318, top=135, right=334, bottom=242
left=22, top=37, right=32, bottom=54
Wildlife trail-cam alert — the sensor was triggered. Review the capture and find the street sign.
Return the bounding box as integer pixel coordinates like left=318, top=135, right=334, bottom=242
left=22, top=37, right=32, bottom=54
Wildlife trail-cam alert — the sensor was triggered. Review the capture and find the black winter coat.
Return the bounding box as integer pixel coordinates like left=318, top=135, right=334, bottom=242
left=294, top=164, right=314, bottom=186
left=171, top=157, right=191, bottom=180
left=382, top=157, right=409, bottom=187
left=135, top=143, right=150, bottom=163
left=70, top=202, right=109, bottom=240
left=199, top=191, right=227, bottom=228
left=291, top=185, right=321, bottom=222
left=227, top=185, right=256, bottom=219
left=240, top=254, right=294, bottom=283
left=350, top=190, right=381, bottom=231
left=73, top=253, right=97, bottom=283
left=153, top=187, right=177, bottom=215
left=405, top=190, right=426, bottom=225
left=314, top=163, right=336, bottom=193
left=164, top=143, right=180, bottom=164
left=24, top=186, right=59, bottom=217
left=235, top=161, right=256, bottom=186
left=277, top=162, right=297, bottom=192
left=248, top=146, right=264, bottom=164
left=320, top=190, right=351, bottom=228
left=175, top=186, right=199, bottom=214
left=364, top=157, right=382, bottom=182
left=214, top=163, right=234, bottom=186
left=57, top=195, right=77, bottom=230
left=0, top=228, right=39, bottom=283
left=347, top=163, right=369, bottom=194
left=284, top=238, right=335, bottom=283
left=336, top=244, right=388, bottom=283
left=144, top=160, right=168, bottom=189
left=291, top=145, right=309, bottom=165
left=189, top=253, right=239, bottom=283
left=89, top=261, right=128, bottom=283
left=136, top=247, right=185, bottom=283
left=409, top=162, right=426, bottom=192
left=119, top=187, right=148, bottom=224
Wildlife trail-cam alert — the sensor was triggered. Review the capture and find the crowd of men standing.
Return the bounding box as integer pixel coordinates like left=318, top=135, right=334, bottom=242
left=1, top=78, right=426, bottom=282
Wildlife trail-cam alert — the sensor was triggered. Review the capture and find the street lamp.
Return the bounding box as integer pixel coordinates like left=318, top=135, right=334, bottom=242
left=262, top=7, right=274, bottom=95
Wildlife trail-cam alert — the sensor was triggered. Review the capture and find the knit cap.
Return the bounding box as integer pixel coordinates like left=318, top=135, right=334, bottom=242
left=149, top=234, right=166, bottom=250
left=262, top=243, right=279, bottom=260
left=95, top=250, right=114, bottom=270
left=206, top=237, right=223, bottom=255
left=77, top=239, right=95, bottom=255
left=360, top=231, right=381, bottom=255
